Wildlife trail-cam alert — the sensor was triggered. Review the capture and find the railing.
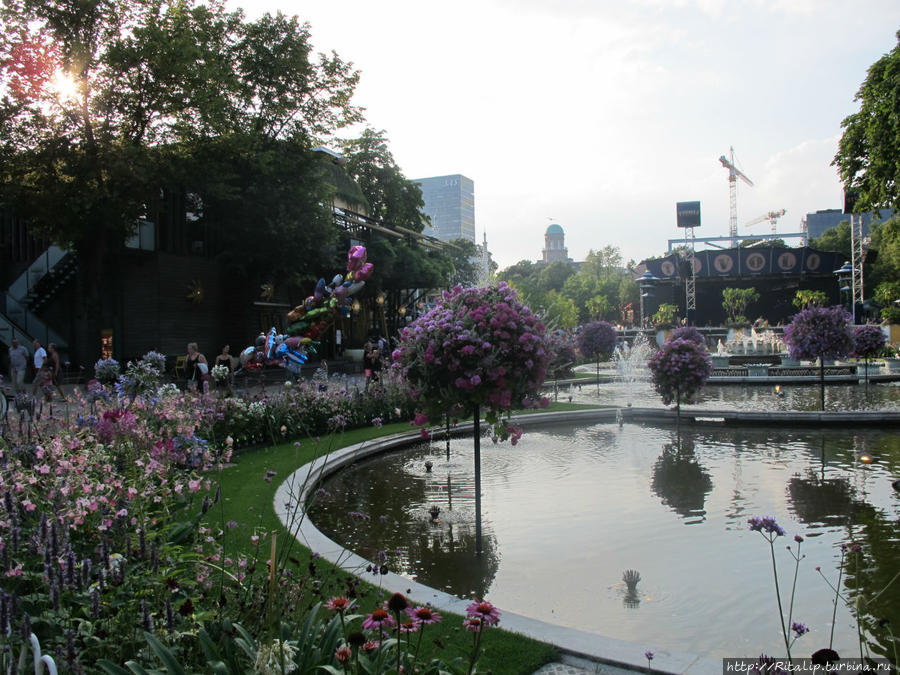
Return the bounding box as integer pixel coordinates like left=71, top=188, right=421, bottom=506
left=7, top=246, right=69, bottom=302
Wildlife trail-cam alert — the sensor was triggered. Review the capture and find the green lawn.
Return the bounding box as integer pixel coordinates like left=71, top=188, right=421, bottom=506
left=209, top=413, right=578, bottom=673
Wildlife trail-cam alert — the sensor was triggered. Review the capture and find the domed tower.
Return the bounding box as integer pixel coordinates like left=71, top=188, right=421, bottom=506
left=542, top=223, right=568, bottom=263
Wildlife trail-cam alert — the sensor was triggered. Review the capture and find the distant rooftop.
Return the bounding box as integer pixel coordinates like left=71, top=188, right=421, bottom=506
left=546, top=223, right=564, bottom=235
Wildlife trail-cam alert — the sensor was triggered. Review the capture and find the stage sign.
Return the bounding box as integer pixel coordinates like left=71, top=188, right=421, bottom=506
left=676, top=201, right=701, bottom=228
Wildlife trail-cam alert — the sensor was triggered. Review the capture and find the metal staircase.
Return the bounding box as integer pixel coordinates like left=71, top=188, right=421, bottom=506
left=1, top=245, right=74, bottom=350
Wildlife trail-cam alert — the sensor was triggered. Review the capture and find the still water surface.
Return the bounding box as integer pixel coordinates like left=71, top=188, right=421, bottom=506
left=308, top=422, right=900, bottom=658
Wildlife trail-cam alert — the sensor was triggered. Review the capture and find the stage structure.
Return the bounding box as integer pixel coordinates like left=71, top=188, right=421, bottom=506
left=676, top=201, right=701, bottom=324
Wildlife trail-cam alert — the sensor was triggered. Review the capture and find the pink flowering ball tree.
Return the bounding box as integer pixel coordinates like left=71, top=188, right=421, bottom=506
left=647, top=337, right=712, bottom=414
left=782, top=306, right=853, bottom=410
left=392, top=282, right=550, bottom=443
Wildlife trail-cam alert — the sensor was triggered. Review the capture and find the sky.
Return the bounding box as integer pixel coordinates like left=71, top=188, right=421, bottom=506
left=231, top=0, right=900, bottom=270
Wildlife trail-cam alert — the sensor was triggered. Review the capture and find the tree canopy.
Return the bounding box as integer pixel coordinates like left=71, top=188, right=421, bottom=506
left=833, top=30, right=900, bottom=212
left=0, top=0, right=362, bottom=282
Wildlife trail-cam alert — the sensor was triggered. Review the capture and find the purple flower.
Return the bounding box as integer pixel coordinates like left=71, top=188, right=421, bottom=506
left=645, top=650, right=654, bottom=661
left=791, top=621, right=809, bottom=637
left=783, top=306, right=853, bottom=361
left=576, top=321, right=618, bottom=360
left=748, top=516, right=786, bottom=537
left=852, top=324, right=886, bottom=358
left=362, top=608, right=395, bottom=631
left=466, top=599, right=501, bottom=626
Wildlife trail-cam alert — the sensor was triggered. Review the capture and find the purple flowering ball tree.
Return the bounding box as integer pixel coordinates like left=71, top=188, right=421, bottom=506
left=576, top=321, right=617, bottom=392
left=393, top=282, right=550, bottom=554
left=782, top=306, right=853, bottom=410
left=647, top=338, right=712, bottom=419
left=667, top=325, right=707, bottom=348
left=852, top=324, right=887, bottom=388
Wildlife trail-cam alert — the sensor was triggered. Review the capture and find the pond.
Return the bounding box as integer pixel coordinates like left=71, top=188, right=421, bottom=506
left=556, top=370, right=900, bottom=411
left=306, top=421, right=900, bottom=659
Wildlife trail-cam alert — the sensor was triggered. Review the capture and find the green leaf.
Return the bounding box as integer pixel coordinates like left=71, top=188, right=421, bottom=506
left=144, top=632, right=188, bottom=675
left=96, top=661, right=133, bottom=675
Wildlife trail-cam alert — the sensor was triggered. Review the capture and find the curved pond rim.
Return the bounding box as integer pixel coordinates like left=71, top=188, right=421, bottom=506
left=273, top=408, right=900, bottom=675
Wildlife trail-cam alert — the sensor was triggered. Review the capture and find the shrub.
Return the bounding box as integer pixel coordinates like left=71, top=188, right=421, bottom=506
left=576, top=321, right=617, bottom=362
left=852, top=324, right=887, bottom=358
left=647, top=338, right=712, bottom=408
left=668, top=325, right=706, bottom=348
left=782, top=306, right=854, bottom=362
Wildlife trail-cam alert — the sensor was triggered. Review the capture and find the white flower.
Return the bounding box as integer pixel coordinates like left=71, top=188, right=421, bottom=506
left=254, top=639, right=298, bottom=674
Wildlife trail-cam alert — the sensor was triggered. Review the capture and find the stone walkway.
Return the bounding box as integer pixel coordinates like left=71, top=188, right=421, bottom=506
left=533, top=654, right=639, bottom=674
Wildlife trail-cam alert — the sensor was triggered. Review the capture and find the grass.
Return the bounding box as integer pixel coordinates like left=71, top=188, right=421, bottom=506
left=209, top=415, right=566, bottom=674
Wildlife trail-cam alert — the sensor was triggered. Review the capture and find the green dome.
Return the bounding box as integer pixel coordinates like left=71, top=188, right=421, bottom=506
left=546, top=223, right=564, bottom=235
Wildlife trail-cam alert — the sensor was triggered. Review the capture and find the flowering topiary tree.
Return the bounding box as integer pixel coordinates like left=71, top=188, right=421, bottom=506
left=647, top=338, right=712, bottom=420
left=782, top=306, right=854, bottom=410
left=668, top=325, right=707, bottom=347
left=393, top=282, right=550, bottom=553
left=576, top=320, right=617, bottom=391
left=853, top=324, right=887, bottom=388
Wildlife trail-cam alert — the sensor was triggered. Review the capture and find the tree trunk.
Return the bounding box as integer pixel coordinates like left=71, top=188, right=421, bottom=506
left=473, top=404, right=482, bottom=556
left=819, top=358, right=825, bottom=411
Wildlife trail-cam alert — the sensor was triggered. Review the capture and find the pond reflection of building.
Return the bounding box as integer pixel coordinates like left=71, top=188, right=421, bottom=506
left=650, top=435, right=714, bottom=522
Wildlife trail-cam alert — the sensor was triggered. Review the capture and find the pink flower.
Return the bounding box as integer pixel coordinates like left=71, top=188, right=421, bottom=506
left=325, top=596, right=353, bottom=612
left=408, top=605, right=442, bottom=625
left=412, top=412, right=429, bottom=426
left=362, top=608, right=396, bottom=631
left=334, top=645, right=352, bottom=663
left=466, top=599, right=500, bottom=626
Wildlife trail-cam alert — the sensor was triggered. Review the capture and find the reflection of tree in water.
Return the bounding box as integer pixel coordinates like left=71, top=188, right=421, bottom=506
left=650, top=435, right=713, bottom=521
left=307, top=452, right=500, bottom=600
left=787, top=434, right=900, bottom=661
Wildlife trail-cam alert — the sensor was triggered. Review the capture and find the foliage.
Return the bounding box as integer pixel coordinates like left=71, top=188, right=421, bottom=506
left=782, top=306, right=854, bottom=361
left=881, top=306, right=900, bottom=324
left=445, top=237, right=484, bottom=288
left=496, top=246, right=634, bottom=325
left=392, top=282, right=550, bottom=443
left=833, top=30, right=900, bottom=212
left=873, top=280, right=900, bottom=308
left=868, top=216, right=900, bottom=286
left=722, top=287, right=760, bottom=324
left=652, top=303, right=679, bottom=327
left=546, top=331, right=578, bottom=377
left=0, top=1, right=361, bottom=289
left=852, top=324, right=887, bottom=358
left=575, top=321, right=617, bottom=362
left=341, top=128, right=429, bottom=232
left=647, top=338, right=712, bottom=407
left=668, top=326, right=706, bottom=348
left=809, top=221, right=852, bottom=259
left=793, top=289, right=829, bottom=310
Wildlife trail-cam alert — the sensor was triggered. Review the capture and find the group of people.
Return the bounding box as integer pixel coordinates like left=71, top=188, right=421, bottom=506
left=184, top=342, right=234, bottom=393
left=6, top=337, right=66, bottom=399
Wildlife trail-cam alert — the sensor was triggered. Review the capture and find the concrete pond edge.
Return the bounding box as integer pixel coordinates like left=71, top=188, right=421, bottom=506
left=273, top=407, right=900, bottom=674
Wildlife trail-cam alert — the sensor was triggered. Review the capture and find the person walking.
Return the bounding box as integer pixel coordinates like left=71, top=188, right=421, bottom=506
left=46, top=343, right=67, bottom=400
left=31, top=339, right=47, bottom=394
left=7, top=337, right=29, bottom=392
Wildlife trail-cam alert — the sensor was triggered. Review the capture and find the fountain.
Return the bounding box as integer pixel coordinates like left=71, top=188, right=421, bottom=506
left=613, top=333, right=655, bottom=404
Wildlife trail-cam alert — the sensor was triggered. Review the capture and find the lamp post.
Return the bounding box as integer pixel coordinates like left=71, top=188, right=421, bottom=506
left=638, top=271, right=658, bottom=329
left=833, top=261, right=855, bottom=323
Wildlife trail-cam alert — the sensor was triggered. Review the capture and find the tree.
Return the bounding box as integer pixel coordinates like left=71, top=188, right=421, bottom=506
left=648, top=338, right=712, bottom=419
left=809, top=221, right=852, bottom=258
left=793, top=290, right=828, bottom=310
left=444, top=238, right=481, bottom=288
left=0, top=1, right=362, bottom=341
left=538, top=261, right=576, bottom=293
left=833, top=30, right=900, bottom=212
left=722, top=287, right=760, bottom=324
left=852, top=323, right=887, bottom=387
left=782, top=306, right=854, bottom=410
left=341, top=128, right=429, bottom=232
left=576, top=320, right=617, bottom=391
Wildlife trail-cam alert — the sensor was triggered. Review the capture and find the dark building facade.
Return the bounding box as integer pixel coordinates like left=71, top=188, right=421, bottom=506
left=638, top=246, right=850, bottom=326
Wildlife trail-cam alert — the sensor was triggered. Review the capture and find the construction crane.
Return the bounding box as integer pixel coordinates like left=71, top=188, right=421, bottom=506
left=719, top=147, right=754, bottom=247
left=744, top=209, right=786, bottom=236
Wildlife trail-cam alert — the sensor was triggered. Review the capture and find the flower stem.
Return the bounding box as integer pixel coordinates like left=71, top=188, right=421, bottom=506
left=768, top=538, right=791, bottom=660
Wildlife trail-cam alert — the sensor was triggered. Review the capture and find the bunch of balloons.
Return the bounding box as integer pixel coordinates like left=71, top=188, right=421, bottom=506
left=238, top=245, right=374, bottom=375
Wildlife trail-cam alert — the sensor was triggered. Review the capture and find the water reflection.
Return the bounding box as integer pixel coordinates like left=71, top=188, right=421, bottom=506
left=561, top=377, right=900, bottom=412
left=650, top=435, right=713, bottom=522
left=307, top=423, right=900, bottom=659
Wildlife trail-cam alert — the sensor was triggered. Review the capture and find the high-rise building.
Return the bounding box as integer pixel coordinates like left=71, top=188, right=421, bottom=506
left=413, top=174, right=475, bottom=243
left=804, top=208, right=894, bottom=241
left=542, top=223, right=570, bottom=263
